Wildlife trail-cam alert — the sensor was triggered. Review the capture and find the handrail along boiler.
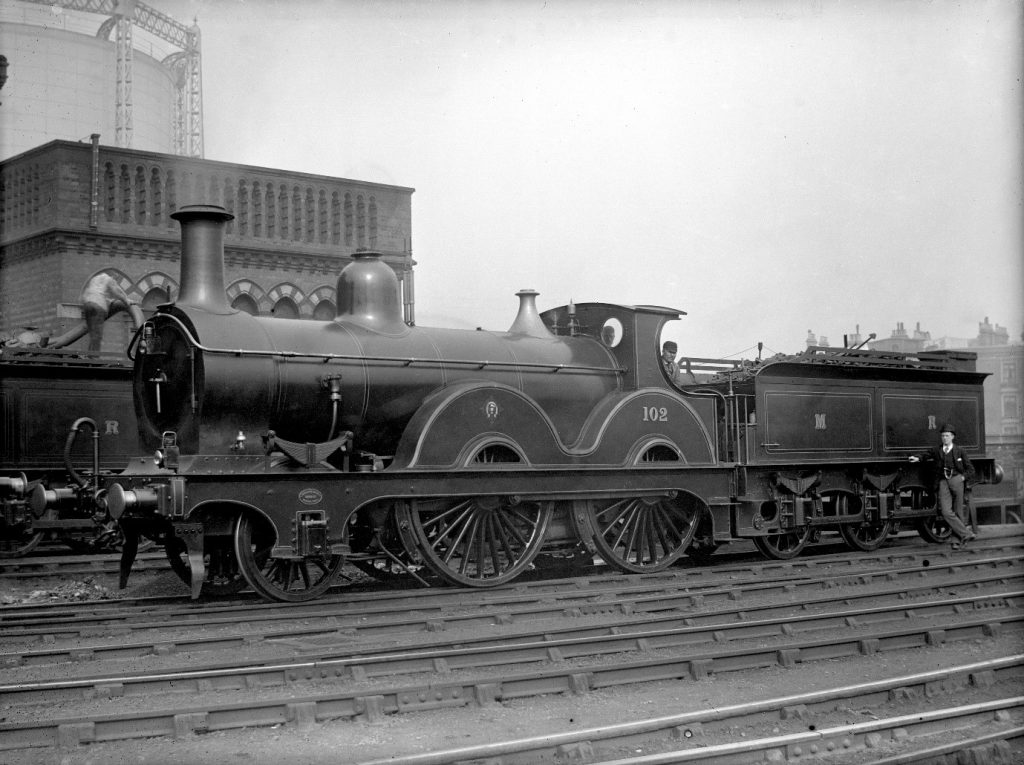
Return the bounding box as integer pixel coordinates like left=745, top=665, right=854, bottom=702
left=72, top=204, right=998, bottom=601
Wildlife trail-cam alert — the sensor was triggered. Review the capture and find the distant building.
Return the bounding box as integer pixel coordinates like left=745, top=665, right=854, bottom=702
left=867, top=321, right=931, bottom=354
left=0, top=139, right=415, bottom=353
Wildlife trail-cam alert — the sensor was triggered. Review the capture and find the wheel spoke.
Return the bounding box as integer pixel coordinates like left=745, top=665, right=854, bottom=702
left=400, top=497, right=551, bottom=587
left=422, top=499, right=474, bottom=532
left=490, top=514, right=511, bottom=572
left=497, top=510, right=529, bottom=549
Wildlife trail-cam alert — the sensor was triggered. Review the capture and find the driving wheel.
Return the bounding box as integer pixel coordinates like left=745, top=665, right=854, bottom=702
left=574, top=493, right=701, bottom=573
left=397, top=496, right=552, bottom=587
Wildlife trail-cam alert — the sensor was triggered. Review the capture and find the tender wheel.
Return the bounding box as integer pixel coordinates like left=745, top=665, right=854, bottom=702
left=0, top=529, right=44, bottom=557
left=753, top=528, right=812, bottom=560
left=576, top=493, right=701, bottom=573
left=165, top=536, right=249, bottom=596
left=840, top=520, right=893, bottom=551
left=916, top=516, right=953, bottom=544
left=397, top=496, right=552, bottom=587
left=830, top=491, right=892, bottom=552
left=234, top=514, right=345, bottom=602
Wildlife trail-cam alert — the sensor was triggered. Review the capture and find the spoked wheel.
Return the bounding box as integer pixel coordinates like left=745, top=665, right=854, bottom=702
left=397, top=496, right=552, bottom=587
left=916, top=516, right=953, bottom=544
left=234, top=514, right=345, bottom=602
left=829, top=492, right=893, bottom=552
left=899, top=486, right=951, bottom=544
left=165, top=535, right=249, bottom=596
left=753, top=527, right=813, bottom=560
left=575, top=493, right=702, bottom=573
left=840, top=520, right=893, bottom=551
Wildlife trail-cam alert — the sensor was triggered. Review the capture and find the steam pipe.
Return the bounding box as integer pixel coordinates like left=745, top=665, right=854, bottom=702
left=171, top=204, right=234, bottom=314
left=64, top=417, right=98, bottom=490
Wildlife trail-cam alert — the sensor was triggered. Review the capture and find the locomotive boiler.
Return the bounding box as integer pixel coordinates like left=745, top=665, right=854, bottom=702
left=71, top=204, right=999, bottom=602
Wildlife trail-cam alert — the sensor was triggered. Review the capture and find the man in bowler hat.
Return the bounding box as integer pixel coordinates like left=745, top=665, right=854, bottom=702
left=909, top=424, right=976, bottom=548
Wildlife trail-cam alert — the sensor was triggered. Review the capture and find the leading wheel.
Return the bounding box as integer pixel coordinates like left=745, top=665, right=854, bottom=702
left=397, top=496, right=552, bottom=587
left=753, top=528, right=812, bottom=560
left=234, top=514, right=345, bottom=602
left=575, top=493, right=701, bottom=573
left=165, top=535, right=249, bottom=596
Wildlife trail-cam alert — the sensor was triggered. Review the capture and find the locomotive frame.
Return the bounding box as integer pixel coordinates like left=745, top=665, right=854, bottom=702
left=40, top=204, right=999, bottom=601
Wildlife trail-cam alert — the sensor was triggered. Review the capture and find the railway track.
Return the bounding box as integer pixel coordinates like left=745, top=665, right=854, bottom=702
left=3, top=541, right=1020, bottom=654
left=2, top=531, right=1022, bottom=764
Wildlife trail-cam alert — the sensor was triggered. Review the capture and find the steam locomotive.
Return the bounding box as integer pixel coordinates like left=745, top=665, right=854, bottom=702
left=36, top=204, right=1000, bottom=601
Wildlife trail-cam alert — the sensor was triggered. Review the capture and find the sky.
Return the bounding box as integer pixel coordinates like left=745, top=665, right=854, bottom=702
left=159, top=0, right=1022, bottom=359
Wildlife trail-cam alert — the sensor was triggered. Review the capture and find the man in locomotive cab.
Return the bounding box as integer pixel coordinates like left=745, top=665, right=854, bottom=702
left=909, top=424, right=977, bottom=549
left=661, top=341, right=680, bottom=381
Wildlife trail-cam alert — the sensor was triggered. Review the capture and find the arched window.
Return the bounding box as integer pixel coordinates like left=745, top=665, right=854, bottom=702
left=318, top=190, right=328, bottom=244
left=232, top=294, right=259, bottom=316
left=141, top=286, right=171, bottom=314
left=312, top=300, right=336, bottom=321
left=150, top=168, right=162, bottom=225
left=344, top=193, right=353, bottom=246
left=305, top=188, right=315, bottom=242
left=271, top=297, right=299, bottom=319
left=252, top=181, right=262, bottom=237
left=135, top=166, right=147, bottom=224
left=104, top=163, right=116, bottom=222
left=292, top=186, right=302, bottom=241
left=237, top=180, right=249, bottom=236
left=265, top=184, right=276, bottom=238
left=331, top=192, right=341, bottom=245
left=224, top=178, right=235, bottom=234
left=165, top=170, right=177, bottom=226
left=356, top=195, right=366, bottom=248
left=279, top=186, right=290, bottom=240
left=119, top=165, right=131, bottom=224
left=368, top=196, right=378, bottom=249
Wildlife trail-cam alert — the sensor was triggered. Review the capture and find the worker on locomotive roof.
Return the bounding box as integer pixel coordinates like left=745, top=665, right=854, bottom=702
left=909, top=424, right=977, bottom=550
left=661, top=341, right=679, bottom=380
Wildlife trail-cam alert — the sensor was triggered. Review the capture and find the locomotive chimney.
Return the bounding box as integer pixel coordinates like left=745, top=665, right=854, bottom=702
left=336, top=251, right=406, bottom=332
left=171, top=204, right=234, bottom=314
left=508, top=289, right=554, bottom=338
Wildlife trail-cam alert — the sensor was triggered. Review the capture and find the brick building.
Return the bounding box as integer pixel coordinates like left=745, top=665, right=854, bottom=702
left=0, top=138, right=415, bottom=353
